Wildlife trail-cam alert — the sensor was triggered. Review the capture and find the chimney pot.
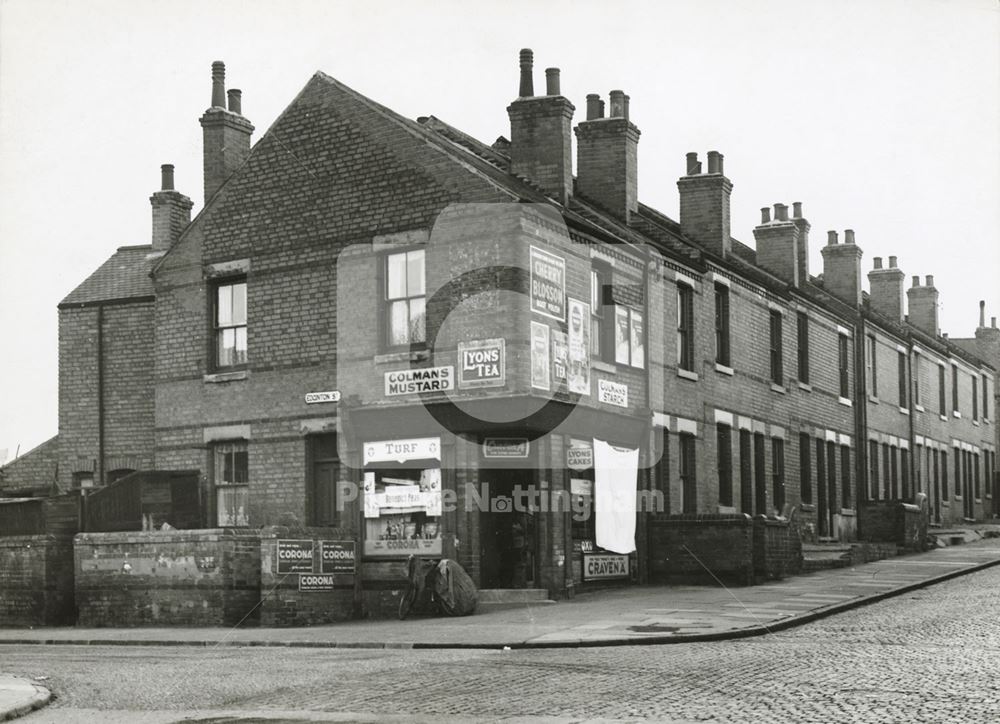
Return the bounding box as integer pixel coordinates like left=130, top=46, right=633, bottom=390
left=623, top=94, right=630, bottom=121
left=227, top=89, right=242, bottom=114
left=707, top=151, right=721, bottom=174
left=912, top=276, right=920, bottom=287
left=925, top=275, right=934, bottom=288
left=828, top=230, right=839, bottom=246
left=586, top=94, right=601, bottom=120
left=760, top=207, right=771, bottom=224
left=545, top=68, right=560, bottom=96
left=845, top=229, right=856, bottom=245
left=979, top=300, right=986, bottom=327
left=518, top=49, right=534, bottom=97
left=608, top=90, right=625, bottom=118
left=873, top=256, right=883, bottom=269
left=774, top=203, right=789, bottom=222
left=211, top=61, right=226, bottom=108
left=992, top=316, right=996, bottom=329
left=686, top=152, right=700, bottom=175
left=160, top=164, right=175, bottom=191
left=792, top=201, right=802, bottom=218
left=888, top=255, right=897, bottom=268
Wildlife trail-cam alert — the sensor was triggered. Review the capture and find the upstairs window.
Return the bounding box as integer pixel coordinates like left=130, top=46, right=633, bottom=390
left=913, top=354, right=922, bottom=407
left=972, top=375, right=979, bottom=421
left=939, top=365, right=947, bottom=416
left=214, top=279, right=247, bottom=368
left=769, top=310, right=784, bottom=385
left=614, top=305, right=645, bottom=369
left=677, top=284, right=695, bottom=372
left=714, top=284, right=731, bottom=367
left=838, top=333, right=850, bottom=399
left=983, top=373, right=990, bottom=422
left=591, top=265, right=614, bottom=361
left=385, top=249, right=425, bottom=348
left=898, top=351, right=908, bottom=408
left=952, top=364, right=959, bottom=415
left=867, top=334, right=878, bottom=398
left=796, top=312, right=809, bottom=384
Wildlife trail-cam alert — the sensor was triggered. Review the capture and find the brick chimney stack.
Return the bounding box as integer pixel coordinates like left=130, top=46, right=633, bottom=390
left=677, top=151, right=733, bottom=258
left=200, top=61, right=254, bottom=204
left=906, top=274, right=939, bottom=336
left=150, top=164, right=193, bottom=253
left=821, top=229, right=863, bottom=306
left=574, top=89, right=640, bottom=220
left=753, top=202, right=802, bottom=286
left=975, top=300, right=1000, bottom=369
left=507, top=49, right=575, bottom=205
left=867, top=253, right=906, bottom=321
left=791, top=201, right=811, bottom=282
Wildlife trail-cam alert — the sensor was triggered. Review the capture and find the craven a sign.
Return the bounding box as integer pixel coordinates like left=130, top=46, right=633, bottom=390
left=483, top=438, right=530, bottom=458
left=384, top=366, right=454, bottom=396
left=583, top=553, right=630, bottom=580
left=458, top=339, right=505, bottom=388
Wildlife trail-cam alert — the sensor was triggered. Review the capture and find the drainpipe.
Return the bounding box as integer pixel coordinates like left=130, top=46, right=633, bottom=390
left=906, top=338, right=916, bottom=504
left=854, top=312, right=869, bottom=534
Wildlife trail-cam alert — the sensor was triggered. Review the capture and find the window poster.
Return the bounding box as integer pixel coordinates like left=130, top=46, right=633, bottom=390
left=551, top=329, right=568, bottom=383
left=630, top=309, right=645, bottom=369
left=531, top=321, right=551, bottom=391
left=567, top=298, right=591, bottom=395
left=615, top=305, right=630, bottom=365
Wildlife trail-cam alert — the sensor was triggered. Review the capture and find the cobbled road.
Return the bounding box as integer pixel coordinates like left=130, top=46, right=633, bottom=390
left=8, top=565, right=1000, bottom=723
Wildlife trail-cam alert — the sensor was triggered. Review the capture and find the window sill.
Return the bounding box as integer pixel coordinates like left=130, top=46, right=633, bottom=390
left=204, top=370, right=249, bottom=383
left=800, top=503, right=815, bottom=512
left=375, top=349, right=429, bottom=365
left=898, top=406, right=910, bottom=416
left=840, top=508, right=856, bottom=516
left=838, top=396, right=853, bottom=407
left=953, top=410, right=962, bottom=419
left=677, top=369, right=699, bottom=382
left=940, top=414, right=948, bottom=422
left=915, top=404, right=925, bottom=413
left=972, top=420, right=980, bottom=427
left=797, top=382, right=812, bottom=392
left=770, top=383, right=786, bottom=394
left=592, top=360, right=617, bottom=374
left=941, top=501, right=950, bottom=507
left=868, top=394, right=879, bottom=404
left=715, top=363, right=734, bottom=376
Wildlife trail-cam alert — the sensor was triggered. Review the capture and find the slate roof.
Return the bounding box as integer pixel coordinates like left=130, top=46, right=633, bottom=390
left=59, top=245, right=157, bottom=307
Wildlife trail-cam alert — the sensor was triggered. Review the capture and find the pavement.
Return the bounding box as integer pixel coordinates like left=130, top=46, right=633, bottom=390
left=2, top=536, right=999, bottom=721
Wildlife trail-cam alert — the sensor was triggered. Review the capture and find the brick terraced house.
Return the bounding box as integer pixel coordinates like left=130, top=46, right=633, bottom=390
left=2, top=51, right=997, bottom=620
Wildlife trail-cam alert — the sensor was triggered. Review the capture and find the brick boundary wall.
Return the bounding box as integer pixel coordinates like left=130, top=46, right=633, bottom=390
left=259, top=526, right=356, bottom=627
left=752, top=517, right=803, bottom=583
left=859, top=501, right=929, bottom=551
left=74, top=529, right=261, bottom=627
left=648, top=514, right=755, bottom=586
left=0, top=535, right=76, bottom=626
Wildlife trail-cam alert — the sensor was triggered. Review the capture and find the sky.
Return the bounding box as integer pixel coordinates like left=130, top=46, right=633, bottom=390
left=0, top=0, right=997, bottom=462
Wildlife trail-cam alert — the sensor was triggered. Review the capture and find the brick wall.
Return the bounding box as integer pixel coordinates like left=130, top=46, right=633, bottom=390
left=752, top=517, right=802, bottom=582
left=859, top=500, right=928, bottom=550
left=648, top=514, right=754, bottom=586
left=74, top=529, right=261, bottom=627
left=0, top=535, right=75, bottom=626
left=258, top=526, right=355, bottom=627
left=0, top=436, right=59, bottom=493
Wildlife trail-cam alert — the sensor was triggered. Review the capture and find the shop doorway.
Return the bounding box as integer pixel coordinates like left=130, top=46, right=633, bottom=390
left=479, top=469, right=537, bottom=589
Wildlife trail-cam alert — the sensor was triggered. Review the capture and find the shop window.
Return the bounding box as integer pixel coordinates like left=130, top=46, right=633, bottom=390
left=679, top=433, right=696, bottom=514
left=714, top=284, right=731, bottom=367
left=838, top=334, right=850, bottom=399
left=214, top=441, right=249, bottom=527
left=797, top=312, right=809, bottom=384
left=384, top=249, right=425, bottom=349
left=840, top=445, right=851, bottom=509
left=362, top=437, right=442, bottom=558
left=677, top=284, right=694, bottom=372
left=799, top=432, right=812, bottom=505
left=769, top=310, right=784, bottom=385
left=772, top=437, right=785, bottom=514
left=898, top=351, right=908, bottom=408
left=214, top=279, right=247, bottom=369
left=717, top=424, right=733, bottom=507
left=571, top=466, right=596, bottom=542
left=590, top=265, right=614, bottom=361
left=868, top=440, right=879, bottom=501
left=867, top=334, right=878, bottom=398
left=309, top=434, right=339, bottom=527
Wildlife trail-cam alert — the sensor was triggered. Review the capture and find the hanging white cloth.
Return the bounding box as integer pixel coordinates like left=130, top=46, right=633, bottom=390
left=593, top=438, right=639, bottom=554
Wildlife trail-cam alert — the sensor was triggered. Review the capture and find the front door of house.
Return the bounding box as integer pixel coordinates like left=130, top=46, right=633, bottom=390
left=479, top=469, right=536, bottom=589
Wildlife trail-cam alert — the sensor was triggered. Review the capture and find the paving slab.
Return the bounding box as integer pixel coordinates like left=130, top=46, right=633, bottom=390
left=0, top=675, right=50, bottom=721
left=0, top=538, right=998, bottom=650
